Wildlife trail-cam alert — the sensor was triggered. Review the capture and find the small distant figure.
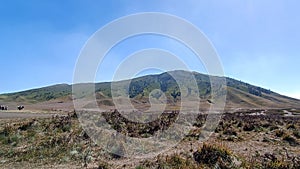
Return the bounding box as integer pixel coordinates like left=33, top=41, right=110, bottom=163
left=17, top=105, right=24, bottom=110
left=0, top=105, right=8, bottom=110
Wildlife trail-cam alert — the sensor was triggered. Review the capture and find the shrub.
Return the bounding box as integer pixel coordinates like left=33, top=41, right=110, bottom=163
left=18, top=120, right=35, bottom=131
left=269, top=125, right=279, bottom=131
left=97, top=160, right=110, bottom=169
left=2, top=124, right=13, bottom=136
left=275, top=129, right=285, bottom=137
left=223, top=128, right=237, bottom=136
left=286, top=124, right=296, bottom=130
left=293, top=130, right=300, bottom=139
left=283, top=134, right=298, bottom=146
left=243, top=123, right=255, bottom=131
left=62, top=124, right=72, bottom=132
left=158, top=154, right=197, bottom=169
left=263, top=160, right=289, bottom=169
left=237, top=121, right=243, bottom=128
left=193, top=144, right=233, bottom=167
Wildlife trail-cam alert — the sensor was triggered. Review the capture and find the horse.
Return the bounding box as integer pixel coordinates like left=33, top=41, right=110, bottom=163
left=0, top=105, right=8, bottom=110
left=17, top=105, right=24, bottom=110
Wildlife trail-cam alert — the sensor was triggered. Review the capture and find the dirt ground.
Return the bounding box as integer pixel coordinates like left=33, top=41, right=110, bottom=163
left=0, top=111, right=54, bottom=119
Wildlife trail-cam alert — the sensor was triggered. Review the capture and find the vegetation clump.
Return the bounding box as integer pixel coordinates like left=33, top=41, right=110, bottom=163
left=283, top=134, right=298, bottom=146
left=193, top=144, right=234, bottom=168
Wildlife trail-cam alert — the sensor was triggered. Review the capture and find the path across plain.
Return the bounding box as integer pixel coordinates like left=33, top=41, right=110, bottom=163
left=0, top=111, right=54, bottom=119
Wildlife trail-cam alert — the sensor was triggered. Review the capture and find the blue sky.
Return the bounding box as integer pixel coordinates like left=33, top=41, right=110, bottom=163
left=0, top=0, right=299, bottom=99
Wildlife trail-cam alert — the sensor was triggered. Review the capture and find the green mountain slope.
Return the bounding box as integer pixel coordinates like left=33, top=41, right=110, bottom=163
left=0, top=70, right=299, bottom=108
left=0, top=84, right=71, bottom=103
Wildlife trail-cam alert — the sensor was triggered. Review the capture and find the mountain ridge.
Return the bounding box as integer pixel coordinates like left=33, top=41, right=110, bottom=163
left=0, top=70, right=299, bottom=109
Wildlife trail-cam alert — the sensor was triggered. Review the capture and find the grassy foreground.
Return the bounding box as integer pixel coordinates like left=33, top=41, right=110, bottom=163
left=0, top=110, right=300, bottom=168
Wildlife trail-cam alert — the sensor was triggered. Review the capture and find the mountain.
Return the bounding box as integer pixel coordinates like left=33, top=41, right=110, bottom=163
left=0, top=84, right=72, bottom=103
left=0, top=70, right=299, bottom=110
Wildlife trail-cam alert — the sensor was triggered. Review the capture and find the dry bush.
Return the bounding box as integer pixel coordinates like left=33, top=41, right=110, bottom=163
left=293, top=130, right=300, bottom=139
left=263, top=160, right=289, bottom=169
left=275, top=129, right=285, bottom=137
left=193, top=144, right=234, bottom=168
left=283, top=134, right=298, bottom=146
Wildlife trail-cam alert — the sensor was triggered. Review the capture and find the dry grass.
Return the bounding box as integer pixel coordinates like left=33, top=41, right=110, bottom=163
left=0, top=109, right=300, bottom=168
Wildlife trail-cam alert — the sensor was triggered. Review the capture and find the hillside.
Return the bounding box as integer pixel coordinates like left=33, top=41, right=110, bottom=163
left=0, top=70, right=299, bottom=109
left=0, top=84, right=71, bottom=103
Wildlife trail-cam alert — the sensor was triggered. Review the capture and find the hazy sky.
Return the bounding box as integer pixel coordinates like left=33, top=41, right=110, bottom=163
left=0, top=0, right=299, bottom=99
